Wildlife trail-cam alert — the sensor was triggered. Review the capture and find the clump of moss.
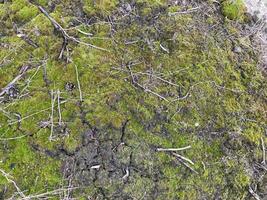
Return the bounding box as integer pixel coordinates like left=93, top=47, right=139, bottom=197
left=221, top=0, right=246, bottom=21
left=83, top=0, right=118, bottom=16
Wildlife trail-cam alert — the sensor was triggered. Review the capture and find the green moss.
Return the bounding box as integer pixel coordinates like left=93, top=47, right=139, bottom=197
left=83, top=0, right=118, bottom=15
left=0, top=0, right=266, bottom=199
left=15, top=5, right=38, bottom=22
left=221, top=0, right=246, bottom=21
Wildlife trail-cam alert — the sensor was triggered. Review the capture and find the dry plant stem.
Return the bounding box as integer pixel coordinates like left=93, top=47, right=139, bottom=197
left=0, top=66, right=29, bottom=96
left=20, top=65, right=42, bottom=97
left=171, top=152, right=198, bottom=174
left=127, top=65, right=169, bottom=102
left=0, top=168, right=26, bottom=199
left=57, top=90, right=62, bottom=125
left=74, top=64, right=83, bottom=102
left=172, top=152, right=195, bottom=165
left=12, top=187, right=79, bottom=200
left=50, top=90, right=56, bottom=141
left=37, top=6, right=108, bottom=52
left=261, top=137, right=266, bottom=165
left=0, top=134, right=27, bottom=141
left=8, top=99, right=68, bottom=126
left=248, top=186, right=261, bottom=200
left=168, top=7, right=200, bottom=16
left=8, top=107, right=51, bottom=125
left=156, top=146, right=191, bottom=152
left=112, top=67, right=181, bottom=88
left=176, top=157, right=198, bottom=174
left=122, top=167, right=129, bottom=180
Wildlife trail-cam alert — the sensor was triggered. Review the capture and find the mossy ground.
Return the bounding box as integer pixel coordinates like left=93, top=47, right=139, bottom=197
left=221, top=0, right=246, bottom=21
left=0, top=0, right=266, bottom=199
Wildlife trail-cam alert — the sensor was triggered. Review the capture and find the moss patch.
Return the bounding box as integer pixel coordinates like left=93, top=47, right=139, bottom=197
left=221, top=0, right=246, bottom=21
left=0, top=0, right=266, bottom=199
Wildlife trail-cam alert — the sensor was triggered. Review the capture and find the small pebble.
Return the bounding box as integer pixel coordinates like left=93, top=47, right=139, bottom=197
left=233, top=46, right=242, bottom=53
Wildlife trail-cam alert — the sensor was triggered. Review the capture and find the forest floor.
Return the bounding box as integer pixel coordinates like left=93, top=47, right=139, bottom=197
left=0, top=0, right=266, bottom=199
